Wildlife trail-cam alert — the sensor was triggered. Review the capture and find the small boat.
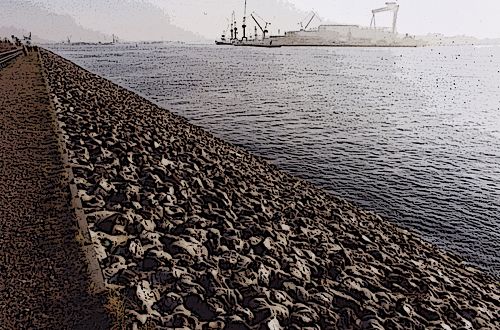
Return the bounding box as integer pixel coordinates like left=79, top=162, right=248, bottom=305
left=215, top=40, right=232, bottom=45
left=215, top=34, right=233, bottom=45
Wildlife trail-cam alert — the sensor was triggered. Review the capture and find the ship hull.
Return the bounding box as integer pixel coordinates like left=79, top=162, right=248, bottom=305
left=215, top=39, right=282, bottom=48
left=269, top=25, right=427, bottom=47
left=233, top=41, right=281, bottom=48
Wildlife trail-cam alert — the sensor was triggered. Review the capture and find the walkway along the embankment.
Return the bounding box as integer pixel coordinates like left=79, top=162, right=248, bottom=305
left=0, top=52, right=109, bottom=328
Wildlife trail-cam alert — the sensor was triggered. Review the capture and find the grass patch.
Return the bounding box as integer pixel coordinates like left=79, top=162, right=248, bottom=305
left=105, top=289, right=127, bottom=330
left=104, top=289, right=157, bottom=330
left=74, top=231, right=85, bottom=245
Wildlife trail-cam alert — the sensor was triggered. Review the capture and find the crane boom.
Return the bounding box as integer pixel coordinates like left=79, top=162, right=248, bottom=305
left=304, top=12, right=316, bottom=30
left=251, top=14, right=264, bottom=33
left=250, top=12, right=270, bottom=39
left=299, top=11, right=319, bottom=30
left=372, top=7, right=393, bottom=13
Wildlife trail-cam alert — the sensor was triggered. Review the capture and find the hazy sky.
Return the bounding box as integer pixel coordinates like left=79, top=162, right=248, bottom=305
left=150, top=0, right=500, bottom=39
left=31, top=0, right=204, bottom=41
left=3, top=0, right=500, bottom=42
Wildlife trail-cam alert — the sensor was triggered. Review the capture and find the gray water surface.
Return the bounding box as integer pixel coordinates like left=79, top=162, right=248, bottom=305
left=49, top=43, right=500, bottom=278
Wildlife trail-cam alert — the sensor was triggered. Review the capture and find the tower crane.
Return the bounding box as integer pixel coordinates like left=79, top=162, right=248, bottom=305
left=229, top=12, right=236, bottom=40
left=241, top=0, right=248, bottom=41
left=251, top=12, right=271, bottom=40
left=370, top=2, right=399, bottom=34
left=233, top=11, right=238, bottom=40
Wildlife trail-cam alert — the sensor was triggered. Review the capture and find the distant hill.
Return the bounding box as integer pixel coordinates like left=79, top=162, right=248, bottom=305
left=29, top=0, right=208, bottom=43
left=1, top=0, right=109, bottom=43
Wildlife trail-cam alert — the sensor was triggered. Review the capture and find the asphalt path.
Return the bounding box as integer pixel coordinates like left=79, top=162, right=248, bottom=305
left=0, top=53, right=109, bottom=329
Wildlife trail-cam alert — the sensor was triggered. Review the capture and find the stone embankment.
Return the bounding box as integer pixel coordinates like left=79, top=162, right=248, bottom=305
left=40, top=49, right=499, bottom=329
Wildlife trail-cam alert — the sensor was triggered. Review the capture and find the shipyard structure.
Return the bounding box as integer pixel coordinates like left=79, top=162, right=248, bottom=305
left=270, top=24, right=423, bottom=47
left=217, top=2, right=425, bottom=47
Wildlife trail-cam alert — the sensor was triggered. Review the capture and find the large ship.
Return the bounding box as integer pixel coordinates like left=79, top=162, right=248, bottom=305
left=215, top=2, right=281, bottom=47
left=216, top=2, right=427, bottom=48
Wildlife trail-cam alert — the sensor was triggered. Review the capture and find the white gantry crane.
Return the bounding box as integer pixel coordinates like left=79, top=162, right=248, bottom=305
left=370, top=2, right=399, bottom=34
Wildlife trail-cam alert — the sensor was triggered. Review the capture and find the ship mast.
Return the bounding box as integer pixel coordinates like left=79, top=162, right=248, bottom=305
left=233, top=11, right=238, bottom=40
left=230, top=11, right=235, bottom=40
left=242, top=0, right=247, bottom=41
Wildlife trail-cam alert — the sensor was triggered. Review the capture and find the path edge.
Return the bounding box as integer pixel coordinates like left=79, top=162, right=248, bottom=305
left=37, top=49, right=107, bottom=295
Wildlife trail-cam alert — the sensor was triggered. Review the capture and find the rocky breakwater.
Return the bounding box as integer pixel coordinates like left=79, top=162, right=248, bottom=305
left=40, top=49, right=499, bottom=329
left=0, top=40, right=17, bottom=52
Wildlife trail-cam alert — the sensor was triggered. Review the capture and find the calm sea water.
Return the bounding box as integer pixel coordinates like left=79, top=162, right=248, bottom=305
left=48, top=43, right=500, bottom=279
